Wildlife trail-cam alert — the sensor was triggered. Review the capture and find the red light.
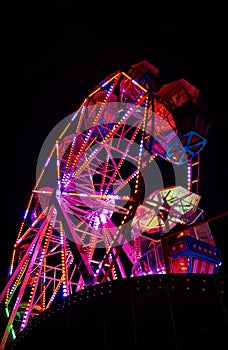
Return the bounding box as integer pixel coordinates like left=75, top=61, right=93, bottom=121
left=172, top=257, right=188, bottom=273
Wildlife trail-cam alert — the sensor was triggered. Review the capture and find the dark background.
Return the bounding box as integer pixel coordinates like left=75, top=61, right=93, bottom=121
left=0, top=0, right=227, bottom=303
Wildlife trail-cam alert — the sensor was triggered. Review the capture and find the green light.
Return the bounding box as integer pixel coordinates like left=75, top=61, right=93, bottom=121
left=5, top=307, right=9, bottom=318
left=5, top=309, right=16, bottom=340
left=11, top=328, right=16, bottom=340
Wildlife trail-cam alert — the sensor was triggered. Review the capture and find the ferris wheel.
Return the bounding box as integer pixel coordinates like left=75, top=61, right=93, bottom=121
left=1, top=60, right=219, bottom=349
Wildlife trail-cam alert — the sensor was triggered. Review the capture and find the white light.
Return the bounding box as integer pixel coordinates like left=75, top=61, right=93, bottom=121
left=71, top=112, right=78, bottom=121
left=45, top=157, right=51, bottom=167
left=23, top=209, right=29, bottom=219
left=100, top=213, right=107, bottom=224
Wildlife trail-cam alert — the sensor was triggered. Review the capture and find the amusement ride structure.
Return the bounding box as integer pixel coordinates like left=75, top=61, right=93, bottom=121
left=0, top=60, right=225, bottom=349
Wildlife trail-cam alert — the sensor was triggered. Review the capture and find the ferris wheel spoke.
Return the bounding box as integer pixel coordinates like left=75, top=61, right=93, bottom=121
left=102, top=132, right=143, bottom=196
left=112, top=170, right=139, bottom=195
left=76, top=223, right=104, bottom=242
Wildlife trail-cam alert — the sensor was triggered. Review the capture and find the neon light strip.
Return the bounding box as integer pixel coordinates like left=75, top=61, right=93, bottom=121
left=6, top=259, right=30, bottom=302
left=16, top=207, right=48, bottom=246
left=56, top=141, right=61, bottom=187
left=88, top=72, right=120, bottom=98
left=62, top=135, right=76, bottom=182
left=2, top=241, right=37, bottom=304
left=88, top=80, right=116, bottom=128
left=46, top=281, right=62, bottom=308
left=187, top=160, right=192, bottom=191
left=104, top=119, right=143, bottom=196
left=33, top=190, right=53, bottom=195
left=42, top=257, right=46, bottom=309
left=9, top=192, right=36, bottom=276
left=62, top=129, right=93, bottom=188
left=20, top=219, right=54, bottom=331
left=62, top=192, right=132, bottom=200
left=121, top=71, right=147, bottom=92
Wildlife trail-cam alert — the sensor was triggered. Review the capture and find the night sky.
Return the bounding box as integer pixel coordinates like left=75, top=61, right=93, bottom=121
left=1, top=2, right=227, bottom=299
